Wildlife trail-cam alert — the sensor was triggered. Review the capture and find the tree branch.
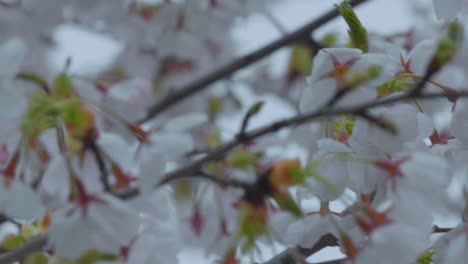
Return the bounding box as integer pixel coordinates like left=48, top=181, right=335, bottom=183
left=156, top=90, right=468, bottom=188
left=7, top=82, right=463, bottom=264
left=263, top=234, right=338, bottom=264
left=197, top=169, right=251, bottom=189
left=0, top=233, right=48, bottom=264
left=262, top=198, right=368, bottom=264
left=138, top=0, right=371, bottom=123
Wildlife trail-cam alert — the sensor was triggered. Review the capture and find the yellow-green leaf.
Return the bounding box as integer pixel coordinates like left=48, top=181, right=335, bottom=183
left=247, top=101, right=265, bottom=116
left=415, top=251, right=434, bottom=264
left=0, top=235, right=27, bottom=252
left=51, top=73, right=74, bottom=98
left=273, top=190, right=302, bottom=217
left=336, top=1, right=368, bottom=52
left=226, top=149, right=261, bottom=170
left=16, top=72, right=49, bottom=91
left=207, top=97, right=224, bottom=120
left=77, top=249, right=119, bottom=264
left=24, top=252, right=48, bottom=264
left=289, top=44, right=313, bottom=75
left=431, top=21, right=463, bottom=72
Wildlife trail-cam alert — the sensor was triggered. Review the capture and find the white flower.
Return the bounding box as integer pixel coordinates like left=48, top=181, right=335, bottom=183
left=433, top=225, right=468, bottom=264
left=48, top=195, right=139, bottom=259
left=285, top=213, right=341, bottom=248
left=350, top=103, right=427, bottom=155
left=104, top=78, right=155, bottom=123
left=0, top=38, right=28, bottom=145
left=39, top=155, right=71, bottom=211
left=450, top=99, right=468, bottom=148
left=299, top=48, right=397, bottom=113
left=127, top=189, right=180, bottom=264
left=302, top=139, right=351, bottom=202
left=137, top=113, right=206, bottom=192
left=0, top=181, right=44, bottom=221
left=354, top=224, right=429, bottom=264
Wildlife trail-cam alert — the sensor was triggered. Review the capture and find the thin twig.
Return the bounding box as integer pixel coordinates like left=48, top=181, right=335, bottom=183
left=263, top=234, right=338, bottom=264
left=114, top=89, right=468, bottom=200
left=264, top=10, right=288, bottom=36
left=197, top=169, right=251, bottom=189
left=433, top=225, right=453, bottom=233
left=83, top=132, right=112, bottom=193
left=156, top=91, right=468, bottom=188
left=5, top=76, right=462, bottom=264
left=0, top=214, right=21, bottom=228
left=0, top=234, right=48, bottom=264
left=238, top=102, right=265, bottom=138
left=138, top=0, right=371, bottom=123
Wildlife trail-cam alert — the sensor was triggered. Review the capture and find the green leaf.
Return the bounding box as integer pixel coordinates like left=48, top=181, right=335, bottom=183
left=376, top=76, right=414, bottom=97
left=204, top=128, right=222, bottom=148
left=431, top=21, right=463, bottom=72
left=237, top=209, right=268, bottom=253
left=24, top=252, right=48, bottom=264
left=207, top=97, right=224, bottom=120
left=16, top=72, right=49, bottom=91
left=272, top=190, right=302, bottom=217
left=347, top=66, right=382, bottom=87
left=336, top=1, right=368, bottom=52
left=226, top=149, right=261, bottom=170
left=247, top=101, right=265, bottom=116
left=77, top=249, right=119, bottom=264
left=320, top=33, right=338, bottom=46
left=414, top=251, right=434, bottom=264
left=0, top=235, right=27, bottom=252
left=289, top=166, right=308, bottom=186
left=289, top=45, right=313, bottom=75
left=49, top=257, right=75, bottom=264
left=333, top=115, right=356, bottom=138
left=51, top=73, right=74, bottom=98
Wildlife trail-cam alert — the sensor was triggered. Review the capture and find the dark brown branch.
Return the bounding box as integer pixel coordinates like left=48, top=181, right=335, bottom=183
left=138, top=0, right=371, bottom=123
left=83, top=131, right=112, bottom=193
left=197, top=169, right=251, bottom=189
left=156, top=91, right=468, bottom=188
left=116, top=88, right=468, bottom=201
left=263, top=234, right=338, bottom=264
left=262, top=200, right=368, bottom=264
left=433, top=225, right=453, bottom=233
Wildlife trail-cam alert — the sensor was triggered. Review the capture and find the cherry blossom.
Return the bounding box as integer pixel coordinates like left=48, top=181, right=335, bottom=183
left=48, top=195, right=140, bottom=258
left=1, top=1, right=468, bottom=264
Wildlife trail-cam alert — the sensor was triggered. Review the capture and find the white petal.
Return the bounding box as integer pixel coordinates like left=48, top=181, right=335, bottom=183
left=407, top=39, right=437, bottom=76
left=97, top=132, right=136, bottom=169
left=451, top=99, right=468, bottom=147
left=165, top=112, right=208, bottom=132
left=3, top=181, right=44, bottom=221
left=0, top=82, right=27, bottom=122
left=39, top=155, right=71, bottom=210
left=0, top=38, right=27, bottom=80
left=317, top=138, right=351, bottom=153
left=299, top=78, right=337, bottom=113
left=149, top=133, right=194, bottom=157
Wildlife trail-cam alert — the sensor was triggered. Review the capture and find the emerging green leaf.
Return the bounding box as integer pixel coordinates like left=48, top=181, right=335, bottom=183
left=336, top=1, right=368, bottom=52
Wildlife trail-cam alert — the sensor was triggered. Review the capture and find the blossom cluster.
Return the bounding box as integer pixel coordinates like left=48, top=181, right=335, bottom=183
left=1, top=1, right=468, bottom=264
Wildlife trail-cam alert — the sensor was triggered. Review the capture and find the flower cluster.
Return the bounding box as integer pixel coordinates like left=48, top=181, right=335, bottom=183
left=1, top=1, right=468, bottom=264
